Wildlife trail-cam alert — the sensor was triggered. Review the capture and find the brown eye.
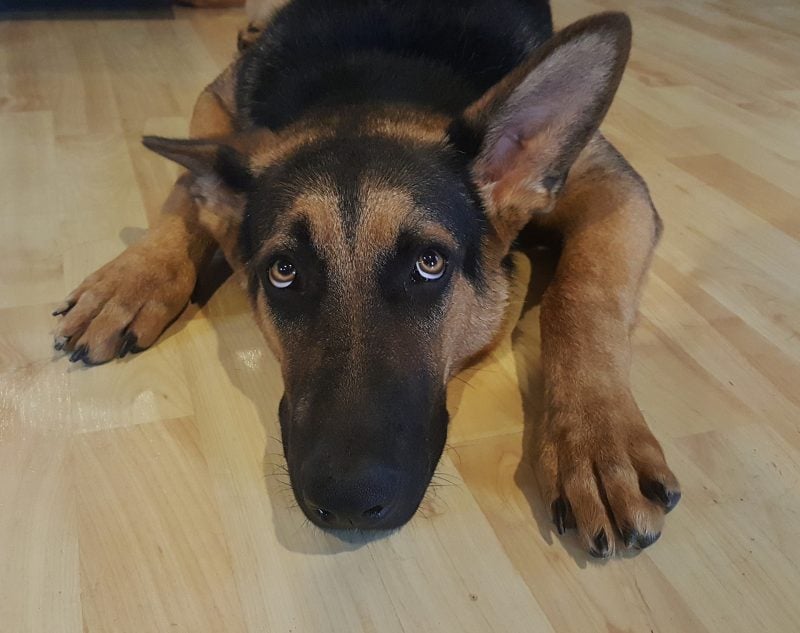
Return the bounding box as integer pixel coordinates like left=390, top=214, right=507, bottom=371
left=415, top=249, right=446, bottom=281
left=269, top=259, right=296, bottom=288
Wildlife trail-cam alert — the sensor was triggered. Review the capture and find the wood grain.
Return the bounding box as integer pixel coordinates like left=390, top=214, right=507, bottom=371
left=1, top=1, right=799, bottom=631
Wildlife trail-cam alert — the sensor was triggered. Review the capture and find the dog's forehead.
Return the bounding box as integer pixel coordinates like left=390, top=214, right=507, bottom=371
left=298, top=180, right=418, bottom=260
left=247, top=134, right=477, bottom=265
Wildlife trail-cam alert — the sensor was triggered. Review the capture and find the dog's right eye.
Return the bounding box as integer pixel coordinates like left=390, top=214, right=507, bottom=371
left=414, top=249, right=446, bottom=281
left=269, top=259, right=296, bottom=288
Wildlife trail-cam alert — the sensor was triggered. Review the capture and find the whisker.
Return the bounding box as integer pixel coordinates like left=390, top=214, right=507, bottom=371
left=451, top=374, right=476, bottom=389
left=264, top=462, right=289, bottom=471
left=431, top=472, right=462, bottom=485
left=445, top=443, right=463, bottom=464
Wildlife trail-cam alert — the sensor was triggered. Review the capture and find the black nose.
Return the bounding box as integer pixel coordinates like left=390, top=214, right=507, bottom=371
left=302, top=464, right=400, bottom=529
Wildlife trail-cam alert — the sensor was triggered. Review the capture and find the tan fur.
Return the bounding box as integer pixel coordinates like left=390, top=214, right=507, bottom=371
left=248, top=116, right=455, bottom=284
left=245, top=163, right=504, bottom=390
left=248, top=126, right=322, bottom=170
left=523, top=136, right=678, bottom=556
left=438, top=270, right=508, bottom=380
left=247, top=106, right=448, bottom=171
left=361, top=107, right=451, bottom=145
left=53, top=66, right=239, bottom=363
left=456, top=134, right=678, bottom=557
left=54, top=11, right=678, bottom=556
left=452, top=13, right=678, bottom=556
left=468, top=14, right=631, bottom=255
left=252, top=291, right=284, bottom=362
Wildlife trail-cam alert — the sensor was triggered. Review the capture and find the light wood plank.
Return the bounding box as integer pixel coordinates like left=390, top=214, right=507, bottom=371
left=2, top=2, right=799, bottom=631
left=73, top=418, right=248, bottom=633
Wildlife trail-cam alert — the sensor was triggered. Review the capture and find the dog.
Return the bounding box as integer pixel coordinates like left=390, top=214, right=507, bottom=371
left=52, top=0, right=680, bottom=557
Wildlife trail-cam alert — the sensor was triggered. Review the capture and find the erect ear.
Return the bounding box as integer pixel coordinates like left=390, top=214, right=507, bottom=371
left=142, top=135, right=254, bottom=194
left=142, top=134, right=271, bottom=266
left=462, top=12, right=632, bottom=244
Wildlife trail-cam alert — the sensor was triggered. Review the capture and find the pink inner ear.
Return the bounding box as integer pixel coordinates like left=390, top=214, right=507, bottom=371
left=483, top=133, right=521, bottom=182
left=477, top=31, right=621, bottom=186
left=481, top=101, right=557, bottom=182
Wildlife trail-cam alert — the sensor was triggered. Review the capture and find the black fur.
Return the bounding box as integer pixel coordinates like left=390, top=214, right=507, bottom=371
left=236, top=0, right=556, bottom=283
left=236, top=0, right=553, bottom=130
left=230, top=0, right=556, bottom=531
left=240, top=132, right=486, bottom=284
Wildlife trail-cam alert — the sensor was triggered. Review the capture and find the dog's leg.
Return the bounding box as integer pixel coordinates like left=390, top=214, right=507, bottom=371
left=532, top=139, right=680, bottom=557
left=53, top=68, right=238, bottom=365
left=456, top=13, right=679, bottom=555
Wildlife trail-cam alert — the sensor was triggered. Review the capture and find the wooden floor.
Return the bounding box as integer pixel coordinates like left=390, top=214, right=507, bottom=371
left=2, top=1, right=800, bottom=631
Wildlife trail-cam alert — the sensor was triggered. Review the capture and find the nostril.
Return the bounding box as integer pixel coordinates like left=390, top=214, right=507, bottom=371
left=316, top=507, right=333, bottom=522
left=363, top=504, right=384, bottom=519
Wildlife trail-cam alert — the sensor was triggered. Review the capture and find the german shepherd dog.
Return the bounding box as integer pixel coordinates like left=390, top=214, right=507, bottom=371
left=53, top=0, right=681, bottom=557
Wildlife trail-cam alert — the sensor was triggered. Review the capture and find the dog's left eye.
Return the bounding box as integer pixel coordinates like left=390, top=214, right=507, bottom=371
left=415, top=249, right=446, bottom=281
left=269, top=259, right=296, bottom=288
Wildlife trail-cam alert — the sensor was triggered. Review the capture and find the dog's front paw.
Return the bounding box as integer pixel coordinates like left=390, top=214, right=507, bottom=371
left=52, top=242, right=196, bottom=365
left=534, top=392, right=680, bottom=558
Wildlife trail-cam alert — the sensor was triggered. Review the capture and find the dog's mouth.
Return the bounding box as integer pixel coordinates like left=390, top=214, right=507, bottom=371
left=277, top=395, right=446, bottom=531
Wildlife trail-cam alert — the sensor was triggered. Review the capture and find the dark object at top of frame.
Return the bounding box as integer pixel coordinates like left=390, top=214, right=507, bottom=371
left=0, top=0, right=173, bottom=20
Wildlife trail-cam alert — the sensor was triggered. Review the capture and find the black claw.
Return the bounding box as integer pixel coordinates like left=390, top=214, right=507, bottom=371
left=52, top=301, right=75, bottom=316
left=621, top=527, right=637, bottom=549
left=589, top=529, right=610, bottom=558
left=644, top=481, right=669, bottom=506
left=551, top=498, right=567, bottom=535
left=69, top=345, right=88, bottom=363
left=642, top=480, right=682, bottom=512
left=118, top=331, right=138, bottom=358
left=54, top=335, right=71, bottom=352
left=621, top=527, right=661, bottom=550
left=664, top=490, right=682, bottom=513
left=638, top=531, right=661, bottom=549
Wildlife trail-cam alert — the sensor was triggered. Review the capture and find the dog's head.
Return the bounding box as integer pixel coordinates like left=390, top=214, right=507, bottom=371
left=144, top=14, right=631, bottom=529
